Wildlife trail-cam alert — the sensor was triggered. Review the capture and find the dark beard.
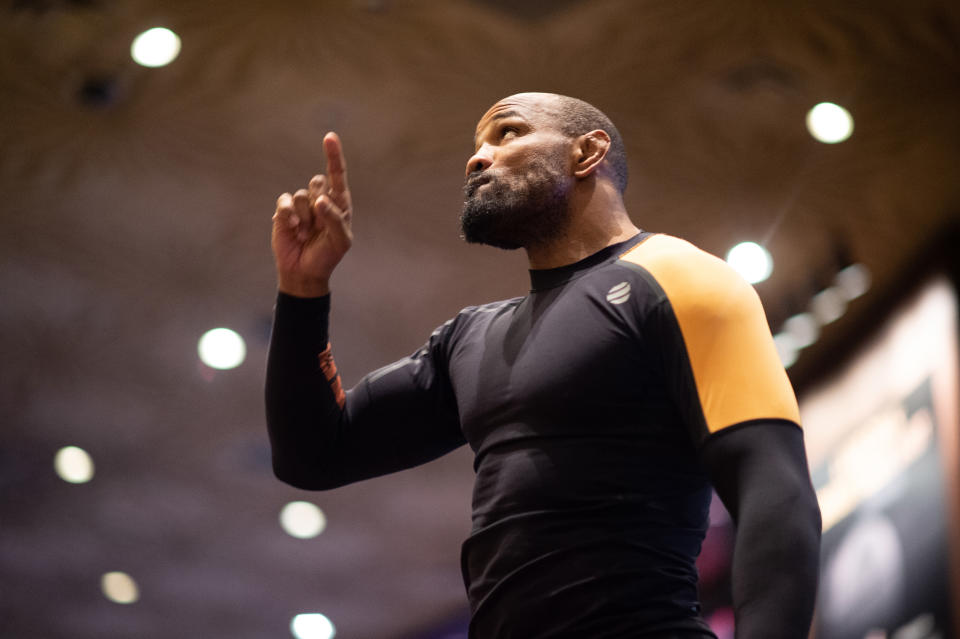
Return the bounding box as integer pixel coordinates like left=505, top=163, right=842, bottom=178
left=460, top=156, right=571, bottom=250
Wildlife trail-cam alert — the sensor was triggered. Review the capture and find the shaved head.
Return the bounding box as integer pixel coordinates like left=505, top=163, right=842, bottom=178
left=503, top=93, right=629, bottom=194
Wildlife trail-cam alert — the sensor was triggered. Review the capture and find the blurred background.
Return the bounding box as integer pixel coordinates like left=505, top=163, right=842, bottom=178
left=1, top=0, right=959, bottom=637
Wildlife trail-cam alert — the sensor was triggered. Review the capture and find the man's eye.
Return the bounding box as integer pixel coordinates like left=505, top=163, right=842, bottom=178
left=500, top=126, right=518, bottom=139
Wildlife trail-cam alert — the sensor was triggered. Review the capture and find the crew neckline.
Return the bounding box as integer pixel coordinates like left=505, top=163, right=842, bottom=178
left=528, top=231, right=650, bottom=292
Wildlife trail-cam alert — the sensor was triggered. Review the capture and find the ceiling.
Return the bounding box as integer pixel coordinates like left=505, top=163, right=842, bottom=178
left=1, top=0, right=958, bottom=637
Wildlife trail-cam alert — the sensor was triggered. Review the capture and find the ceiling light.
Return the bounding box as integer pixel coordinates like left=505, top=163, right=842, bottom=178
left=835, top=263, right=870, bottom=300
left=810, top=287, right=847, bottom=325
left=725, top=241, right=772, bottom=284
left=131, top=27, right=182, bottom=68
left=773, top=333, right=799, bottom=369
left=101, top=571, right=139, bottom=604
left=783, top=312, right=820, bottom=349
left=291, top=613, right=336, bottom=639
left=198, top=328, right=247, bottom=370
left=54, top=446, right=95, bottom=483
left=806, top=102, right=854, bottom=144
left=280, top=501, right=327, bottom=539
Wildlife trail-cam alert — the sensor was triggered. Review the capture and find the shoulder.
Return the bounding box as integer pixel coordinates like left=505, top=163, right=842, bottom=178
left=617, top=233, right=761, bottom=322
left=620, top=235, right=800, bottom=433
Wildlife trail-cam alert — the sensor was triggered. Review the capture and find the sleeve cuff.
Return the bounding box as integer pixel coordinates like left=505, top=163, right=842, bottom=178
left=272, top=291, right=331, bottom=359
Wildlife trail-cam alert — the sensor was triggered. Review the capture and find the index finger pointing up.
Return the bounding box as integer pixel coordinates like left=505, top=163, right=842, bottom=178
left=323, top=132, right=349, bottom=197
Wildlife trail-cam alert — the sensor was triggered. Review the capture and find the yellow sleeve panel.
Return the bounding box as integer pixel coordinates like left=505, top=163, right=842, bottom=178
left=620, top=234, right=801, bottom=433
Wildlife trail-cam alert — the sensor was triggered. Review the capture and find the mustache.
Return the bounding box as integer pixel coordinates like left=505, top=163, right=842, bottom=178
left=463, top=172, right=493, bottom=199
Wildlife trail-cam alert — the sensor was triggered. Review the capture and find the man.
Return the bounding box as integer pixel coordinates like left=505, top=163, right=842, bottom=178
left=266, top=93, right=821, bottom=638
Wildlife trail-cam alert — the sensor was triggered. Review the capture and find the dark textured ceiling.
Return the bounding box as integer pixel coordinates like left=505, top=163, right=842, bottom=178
left=1, top=1, right=959, bottom=637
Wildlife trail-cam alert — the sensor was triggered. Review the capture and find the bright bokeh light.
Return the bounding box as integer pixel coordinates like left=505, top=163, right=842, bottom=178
left=811, top=287, right=847, bottom=325
left=101, top=571, right=139, bottom=604
left=784, top=312, right=820, bottom=349
left=198, top=327, right=246, bottom=370
left=54, top=445, right=95, bottom=483
left=773, top=333, right=799, bottom=369
left=280, top=501, right=327, bottom=539
left=131, top=27, right=181, bottom=68
left=806, top=102, right=854, bottom=144
left=725, top=241, right=773, bottom=284
left=291, top=613, right=336, bottom=639
left=835, top=263, right=871, bottom=300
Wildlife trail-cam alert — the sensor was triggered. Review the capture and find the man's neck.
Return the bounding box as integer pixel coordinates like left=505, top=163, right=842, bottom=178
left=526, top=209, right=639, bottom=270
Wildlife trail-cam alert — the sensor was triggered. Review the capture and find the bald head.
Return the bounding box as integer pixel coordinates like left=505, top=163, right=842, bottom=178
left=491, top=93, right=629, bottom=194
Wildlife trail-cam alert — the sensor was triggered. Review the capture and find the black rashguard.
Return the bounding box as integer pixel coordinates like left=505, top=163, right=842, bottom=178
left=266, top=232, right=817, bottom=638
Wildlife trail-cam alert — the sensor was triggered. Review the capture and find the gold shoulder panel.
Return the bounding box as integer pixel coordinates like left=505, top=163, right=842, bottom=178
left=621, top=234, right=801, bottom=432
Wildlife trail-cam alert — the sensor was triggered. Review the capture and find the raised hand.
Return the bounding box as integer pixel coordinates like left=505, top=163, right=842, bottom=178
left=272, top=132, right=354, bottom=298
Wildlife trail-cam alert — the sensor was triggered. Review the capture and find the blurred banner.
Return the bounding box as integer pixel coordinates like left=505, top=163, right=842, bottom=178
left=800, top=277, right=960, bottom=639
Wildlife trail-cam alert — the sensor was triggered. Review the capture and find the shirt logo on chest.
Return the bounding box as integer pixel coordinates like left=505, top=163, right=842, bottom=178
left=606, top=281, right=631, bottom=305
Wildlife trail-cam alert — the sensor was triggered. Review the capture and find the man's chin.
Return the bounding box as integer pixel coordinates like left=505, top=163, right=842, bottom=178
left=459, top=202, right=519, bottom=249
left=459, top=220, right=524, bottom=250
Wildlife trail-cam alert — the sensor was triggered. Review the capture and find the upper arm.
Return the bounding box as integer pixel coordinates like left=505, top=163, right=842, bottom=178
left=622, top=234, right=813, bottom=519
left=338, top=326, right=465, bottom=480
left=620, top=234, right=800, bottom=445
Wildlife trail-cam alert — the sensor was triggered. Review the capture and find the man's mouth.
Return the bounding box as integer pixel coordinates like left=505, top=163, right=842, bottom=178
left=464, top=174, right=491, bottom=198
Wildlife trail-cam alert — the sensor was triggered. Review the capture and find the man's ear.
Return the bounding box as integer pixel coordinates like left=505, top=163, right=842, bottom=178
left=572, top=130, right=611, bottom=179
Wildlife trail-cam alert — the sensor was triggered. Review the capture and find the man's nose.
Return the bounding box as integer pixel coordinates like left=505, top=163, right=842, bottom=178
left=465, top=146, right=493, bottom=176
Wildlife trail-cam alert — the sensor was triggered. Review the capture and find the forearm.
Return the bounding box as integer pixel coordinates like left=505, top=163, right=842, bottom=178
left=728, top=472, right=820, bottom=637
left=265, top=292, right=347, bottom=489
left=701, top=422, right=822, bottom=639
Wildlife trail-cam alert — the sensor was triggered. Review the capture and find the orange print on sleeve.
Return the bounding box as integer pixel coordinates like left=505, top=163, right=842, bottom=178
left=318, top=343, right=346, bottom=409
